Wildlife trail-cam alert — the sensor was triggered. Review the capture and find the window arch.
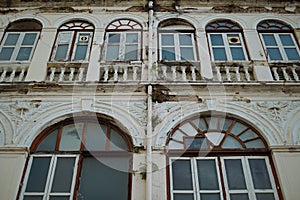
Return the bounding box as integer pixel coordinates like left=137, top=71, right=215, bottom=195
left=51, top=20, right=94, bottom=62
left=167, top=115, right=282, bottom=200
left=19, top=117, right=133, bottom=200
left=103, top=19, right=142, bottom=61
left=206, top=19, right=248, bottom=61
left=0, top=19, right=42, bottom=61
left=257, top=20, right=300, bottom=61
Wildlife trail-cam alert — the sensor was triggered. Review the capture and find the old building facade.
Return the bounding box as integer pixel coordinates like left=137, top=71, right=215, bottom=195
left=0, top=0, right=299, bottom=200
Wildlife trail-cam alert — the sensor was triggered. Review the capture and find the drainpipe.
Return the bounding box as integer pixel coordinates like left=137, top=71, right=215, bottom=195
left=148, top=0, right=154, bottom=81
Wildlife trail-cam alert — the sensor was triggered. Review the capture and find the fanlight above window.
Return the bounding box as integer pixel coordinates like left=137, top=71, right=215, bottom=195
left=107, top=19, right=142, bottom=30
left=206, top=20, right=242, bottom=31
left=257, top=20, right=292, bottom=31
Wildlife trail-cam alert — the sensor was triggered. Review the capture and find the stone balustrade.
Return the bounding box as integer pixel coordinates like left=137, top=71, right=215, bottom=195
left=213, top=62, right=253, bottom=82
left=271, top=63, right=300, bottom=81
left=0, top=64, right=27, bottom=82
left=46, top=63, right=87, bottom=82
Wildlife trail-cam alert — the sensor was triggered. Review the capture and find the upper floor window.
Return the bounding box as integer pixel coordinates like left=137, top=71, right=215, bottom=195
left=159, top=19, right=197, bottom=61
left=257, top=20, right=300, bottom=62
left=103, top=19, right=142, bottom=61
left=0, top=19, right=42, bottom=62
left=51, top=21, right=94, bottom=62
left=19, top=117, right=133, bottom=200
left=206, top=20, right=247, bottom=61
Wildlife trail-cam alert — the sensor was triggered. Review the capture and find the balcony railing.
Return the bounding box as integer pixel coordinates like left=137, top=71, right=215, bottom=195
left=0, top=64, right=27, bottom=82
left=46, top=63, right=87, bottom=82
left=212, top=62, right=253, bottom=82
left=270, top=63, right=300, bottom=81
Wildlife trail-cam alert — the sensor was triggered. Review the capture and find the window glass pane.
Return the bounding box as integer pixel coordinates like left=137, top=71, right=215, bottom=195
left=51, top=157, right=76, bottom=192
left=267, top=48, right=283, bottom=60
left=54, top=44, right=69, bottom=60
left=224, top=159, right=247, bottom=189
left=210, top=34, right=224, bottom=46
left=109, top=129, right=128, bottom=150
left=230, top=194, right=249, bottom=200
left=186, top=137, right=208, bottom=150
left=84, top=123, right=107, bottom=151
left=16, top=47, right=32, bottom=61
left=200, top=193, right=221, bottom=200
left=49, top=196, right=70, bottom=200
left=106, top=45, right=120, bottom=61
left=4, top=33, right=20, bottom=45
left=77, top=33, right=90, bottom=43
left=36, top=129, right=58, bottom=151
left=192, top=118, right=207, bottom=130
left=0, top=47, right=14, bottom=60
left=197, top=160, right=219, bottom=190
left=262, top=35, right=277, bottom=46
left=180, top=47, right=194, bottom=60
left=174, top=194, right=194, bottom=200
left=126, top=33, right=138, bottom=43
left=245, top=139, right=265, bottom=148
left=125, top=45, right=138, bottom=60
left=231, top=122, right=247, bottom=135
left=249, top=159, right=272, bottom=189
left=228, top=34, right=241, bottom=46
left=78, top=156, right=129, bottom=200
left=25, top=157, right=51, bottom=192
left=284, top=48, right=300, bottom=60
left=231, top=47, right=245, bottom=60
left=239, top=130, right=258, bottom=141
left=74, top=45, right=88, bottom=60
left=212, top=48, right=227, bottom=60
left=161, top=34, right=174, bottom=45
left=256, top=193, right=275, bottom=200
left=22, top=33, right=37, bottom=45
left=162, top=47, right=175, bottom=60
left=222, top=136, right=243, bottom=149
left=222, top=119, right=233, bottom=131
left=179, top=34, right=193, bottom=45
left=58, top=32, right=72, bottom=43
left=24, top=196, right=43, bottom=200
left=279, top=34, right=294, bottom=46
left=59, top=124, right=83, bottom=151
left=172, top=160, right=193, bottom=190
left=108, top=33, right=120, bottom=43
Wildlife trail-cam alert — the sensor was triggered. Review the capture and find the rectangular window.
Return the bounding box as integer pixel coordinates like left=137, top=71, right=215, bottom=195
left=0, top=32, right=39, bottom=61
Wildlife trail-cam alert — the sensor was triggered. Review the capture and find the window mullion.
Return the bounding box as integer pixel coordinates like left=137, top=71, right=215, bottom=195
left=175, top=34, right=181, bottom=60
left=120, top=32, right=126, bottom=60
left=11, top=32, right=25, bottom=61
left=274, top=33, right=288, bottom=61
left=224, top=33, right=232, bottom=60
left=191, top=158, right=200, bottom=200
left=45, top=155, right=58, bottom=200
left=243, top=156, right=256, bottom=200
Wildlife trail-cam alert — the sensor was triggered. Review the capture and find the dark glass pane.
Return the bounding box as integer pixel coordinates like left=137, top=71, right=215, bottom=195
left=74, top=45, right=88, bottom=60
left=186, top=137, right=208, bottom=150
left=172, top=160, right=193, bottom=190
left=239, top=130, right=257, bottom=141
left=162, top=47, right=175, bottom=60
left=210, top=34, right=224, bottom=46
left=173, top=194, right=194, bottom=200
left=212, top=48, right=227, bottom=60
left=231, top=122, right=247, bottom=135
left=227, top=34, right=241, bottom=46
left=192, top=118, right=207, bottom=130
left=262, top=35, right=277, bottom=46
left=36, top=129, right=58, bottom=151
left=78, top=156, right=129, bottom=200
left=179, top=34, right=193, bottom=45
left=126, top=33, right=138, bottom=43
left=267, top=48, right=283, bottom=60
left=180, top=47, right=194, bottom=60
left=279, top=34, right=294, bottom=46
left=231, top=47, right=245, bottom=60
left=249, top=159, right=272, bottom=189
left=54, top=44, right=69, bottom=60
left=224, top=159, right=247, bottom=189
left=51, top=157, right=76, bottom=192
left=256, top=193, right=275, bottom=200
left=222, top=136, right=243, bottom=149
left=49, top=196, right=70, bottom=200
left=284, top=48, right=300, bottom=60
left=245, top=139, right=265, bottom=149
left=59, top=124, right=83, bottom=151
left=25, top=157, right=51, bottom=192
left=230, top=193, right=249, bottom=200
left=16, top=47, right=32, bottom=61
left=109, top=129, right=128, bottom=150
left=161, top=34, right=174, bottom=45
left=84, top=123, right=107, bottom=151
left=125, top=45, right=138, bottom=60
left=4, top=33, right=19, bottom=45
left=108, top=33, right=120, bottom=43
left=106, top=45, right=119, bottom=60
left=200, top=193, right=221, bottom=200
left=0, top=47, right=14, bottom=60
left=197, top=160, right=219, bottom=190
left=22, top=33, right=37, bottom=45
left=77, top=33, right=90, bottom=43
left=23, top=196, right=43, bottom=200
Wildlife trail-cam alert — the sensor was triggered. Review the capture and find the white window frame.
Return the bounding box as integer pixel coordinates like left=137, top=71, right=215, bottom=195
left=104, top=31, right=141, bottom=61
left=159, top=32, right=196, bottom=61
left=0, top=31, right=39, bottom=62
left=21, top=154, right=79, bottom=200
left=260, top=33, right=300, bottom=62
left=208, top=32, right=247, bottom=61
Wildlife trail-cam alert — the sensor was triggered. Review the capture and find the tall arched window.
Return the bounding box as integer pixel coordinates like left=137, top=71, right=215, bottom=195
left=167, top=115, right=282, bottom=200
left=257, top=20, right=300, bottom=62
left=206, top=20, right=248, bottom=61
left=51, top=21, right=94, bottom=61
left=103, top=19, right=142, bottom=61
left=19, top=117, right=133, bottom=200
left=0, top=19, right=42, bottom=61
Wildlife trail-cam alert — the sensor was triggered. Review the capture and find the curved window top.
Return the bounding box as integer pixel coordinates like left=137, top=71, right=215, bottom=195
left=32, top=118, right=132, bottom=152
left=106, top=19, right=142, bottom=30
left=257, top=20, right=292, bottom=31
left=167, top=115, right=267, bottom=151
left=7, top=19, right=42, bottom=31
left=159, top=18, right=195, bottom=30
left=206, top=20, right=242, bottom=31
left=59, top=20, right=94, bottom=30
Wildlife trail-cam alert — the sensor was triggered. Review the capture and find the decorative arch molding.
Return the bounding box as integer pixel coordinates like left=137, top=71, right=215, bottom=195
left=101, top=14, right=146, bottom=30
left=285, top=107, right=300, bottom=145
left=201, top=16, right=247, bottom=30
left=154, top=15, right=199, bottom=29
left=154, top=101, right=283, bottom=148
left=3, top=16, right=48, bottom=28
left=0, top=111, right=14, bottom=146
left=252, top=17, right=297, bottom=30
left=53, top=15, right=99, bottom=29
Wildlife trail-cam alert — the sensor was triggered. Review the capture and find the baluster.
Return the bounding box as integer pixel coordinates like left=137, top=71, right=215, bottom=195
left=69, top=68, right=75, bottom=81
left=162, top=66, right=168, bottom=79
left=191, top=66, right=196, bottom=81
left=113, top=66, right=119, bottom=81
left=234, top=67, right=241, bottom=81
left=225, top=66, right=231, bottom=81
left=49, top=67, right=56, bottom=81
left=77, top=68, right=85, bottom=81
left=59, top=67, right=66, bottom=82
left=216, top=66, right=222, bottom=81
left=291, top=65, right=299, bottom=81
left=181, top=66, right=187, bottom=81
left=171, top=66, right=177, bottom=81
left=272, top=67, right=279, bottom=81
left=133, top=66, right=138, bottom=81
left=9, top=69, right=16, bottom=82
left=122, top=66, right=128, bottom=81
left=104, top=66, right=109, bottom=82
left=282, top=68, right=290, bottom=81
left=0, top=68, right=7, bottom=82
left=244, top=66, right=250, bottom=81
left=18, top=68, right=26, bottom=81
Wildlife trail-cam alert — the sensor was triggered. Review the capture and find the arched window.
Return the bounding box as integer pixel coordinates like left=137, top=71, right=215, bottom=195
left=19, top=117, right=132, bottom=200
left=103, top=19, right=142, bottom=61
left=51, top=21, right=94, bottom=61
left=206, top=20, right=247, bottom=61
left=257, top=20, right=300, bottom=62
left=0, top=19, right=42, bottom=61
left=167, top=115, right=281, bottom=200
left=158, top=19, right=197, bottom=61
